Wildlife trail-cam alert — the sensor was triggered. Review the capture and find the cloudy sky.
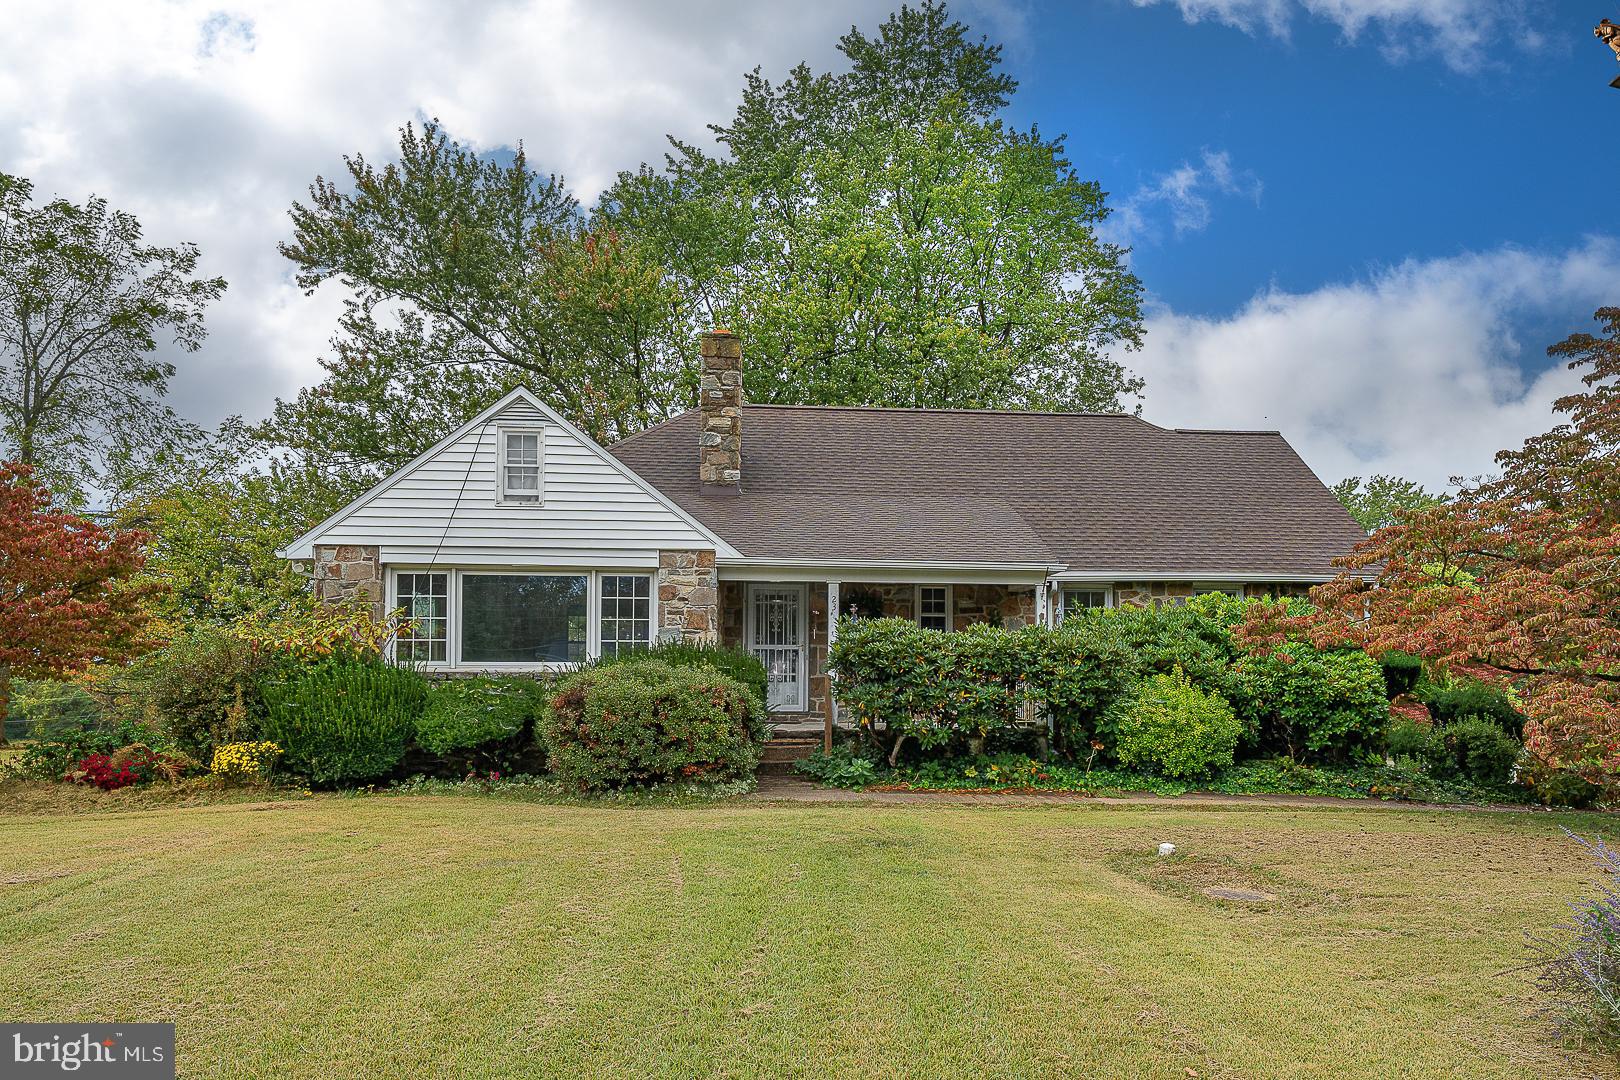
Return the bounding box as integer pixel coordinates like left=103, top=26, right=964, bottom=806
left=2, top=0, right=1614, bottom=490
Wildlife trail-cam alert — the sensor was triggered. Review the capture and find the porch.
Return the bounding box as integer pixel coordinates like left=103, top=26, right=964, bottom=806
left=716, top=576, right=1047, bottom=739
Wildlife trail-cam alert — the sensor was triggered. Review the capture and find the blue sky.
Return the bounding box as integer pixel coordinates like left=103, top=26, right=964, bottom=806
left=1, top=0, right=1615, bottom=489
left=1016, top=1, right=1612, bottom=322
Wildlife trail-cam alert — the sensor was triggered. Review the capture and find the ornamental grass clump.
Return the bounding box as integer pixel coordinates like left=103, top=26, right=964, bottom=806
left=1529, top=831, right=1620, bottom=1045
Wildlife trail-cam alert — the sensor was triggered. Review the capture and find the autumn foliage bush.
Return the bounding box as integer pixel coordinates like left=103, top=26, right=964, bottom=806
left=541, top=660, right=764, bottom=790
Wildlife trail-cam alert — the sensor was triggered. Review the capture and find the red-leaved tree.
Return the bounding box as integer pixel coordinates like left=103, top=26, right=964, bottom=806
left=0, top=462, right=154, bottom=738
left=1242, top=308, right=1620, bottom=785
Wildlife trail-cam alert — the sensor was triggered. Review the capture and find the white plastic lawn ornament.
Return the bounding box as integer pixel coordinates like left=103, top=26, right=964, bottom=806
left=1157, top=842, right=1177, bottom=858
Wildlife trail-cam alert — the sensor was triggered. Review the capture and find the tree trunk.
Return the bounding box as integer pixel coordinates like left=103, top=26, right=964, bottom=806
left=0, top=664, right=11, bottom=746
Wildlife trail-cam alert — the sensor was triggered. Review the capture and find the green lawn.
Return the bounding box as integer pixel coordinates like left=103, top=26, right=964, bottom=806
left=3, top=795, right=1616, bottom=1079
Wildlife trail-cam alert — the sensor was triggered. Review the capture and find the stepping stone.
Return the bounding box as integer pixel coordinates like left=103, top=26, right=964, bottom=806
left=1203, top=886, right=1276, bottom=903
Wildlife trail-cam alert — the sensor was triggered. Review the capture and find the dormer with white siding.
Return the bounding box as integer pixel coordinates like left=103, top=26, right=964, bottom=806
left=280, top=387, right=737, bottom=670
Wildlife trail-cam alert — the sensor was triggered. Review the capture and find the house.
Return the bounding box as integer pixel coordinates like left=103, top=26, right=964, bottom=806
left=280, top=330, right=1367, bottom=736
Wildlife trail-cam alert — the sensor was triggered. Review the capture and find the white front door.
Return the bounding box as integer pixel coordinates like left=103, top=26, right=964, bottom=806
left=746, top=584, right=807, bottom=712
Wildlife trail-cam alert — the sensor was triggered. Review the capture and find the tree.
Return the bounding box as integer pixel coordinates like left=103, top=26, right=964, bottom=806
left=1331, top=474, right=1445, bottom=532
left=113, top=420, right=348, bottom=625
left=276, top=122, right=690, bottom=456
left=1243, top=309, right=1620, bottom=787
left=0, top=462, right=154, bottom=737
left=600, top=1, right=1144, bottom=411
left=0, top=173, right=226, bottom=505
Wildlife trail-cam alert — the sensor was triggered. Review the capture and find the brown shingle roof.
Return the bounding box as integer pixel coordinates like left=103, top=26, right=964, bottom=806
left=610, top=405, right=1367, bottom=575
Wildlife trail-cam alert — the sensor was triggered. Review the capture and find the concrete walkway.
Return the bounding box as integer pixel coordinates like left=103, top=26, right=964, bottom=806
left=744, top=773, right=1545, bottom=812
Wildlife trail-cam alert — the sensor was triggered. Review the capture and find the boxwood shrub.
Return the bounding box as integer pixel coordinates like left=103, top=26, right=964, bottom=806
left=542, top=659, right=765, bottom=790
left=261, top=659, right=427, bottom=784
left=414, top=675, right=551, bottom=772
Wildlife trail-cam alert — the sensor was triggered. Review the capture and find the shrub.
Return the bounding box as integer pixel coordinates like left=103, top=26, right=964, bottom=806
left=64, top=744, right=190, bottom=790
left=1228, top=646, right=1388, bottom=764
left=543, top=659, right=764, bottom=790
left=593, top=642, right=768, bottom=710
left=827, top=617, right=953, bottom=749
left=1109, top=670, right=1242, bottom=779
left=415, top=676, right=549, bottom=763
left=261, top=659, right=427, bottom=784
left=1434, top=715, right=1521, bottom=787
left=1420, top=680, right=1525, bottom=737
left=210, top=741, right=283, bottom=782
left=1085, top=592, right=1250, bottom=688
left=1377, top=652, right=1424, bottom=698
left=97, top=624, right=280, bottom=760
left=9, top=679, right=101, bottom=736
left=1, top=718, right=169, bottom=782
left=1530, top=832, right=1620, bottom=1042
left=1385, top=716, right=1439, bottom=761
left=1521, top=761, right=1605, bottom=809
left=1018, top=619, right=1132, bottom=754
left=796, top=744, right=883, bottom=788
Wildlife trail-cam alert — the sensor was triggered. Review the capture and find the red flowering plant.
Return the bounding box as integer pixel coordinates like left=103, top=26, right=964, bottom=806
left=1240, top=309, right=1620, bottom=789
left=64, top=744, right=189, bottom=790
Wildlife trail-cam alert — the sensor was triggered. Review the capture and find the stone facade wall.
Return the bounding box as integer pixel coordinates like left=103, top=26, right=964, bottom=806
left=952, top=583, right=1037, bottom=630
left=1243, top=582, right=1315, bottom=599
left=312, top=544, right=384, bottom=621
left=1112, top=581, right=1314, bottom=606
left=657, top=549, right=718, bottom=643
left=698, top=331, right=742, bottom=486
left=1113, top=581, right=1201, bottom=607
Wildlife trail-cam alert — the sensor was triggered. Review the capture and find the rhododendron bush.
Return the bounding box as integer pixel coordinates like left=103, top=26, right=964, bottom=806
left=1243, top=309, right=1620, bottom=788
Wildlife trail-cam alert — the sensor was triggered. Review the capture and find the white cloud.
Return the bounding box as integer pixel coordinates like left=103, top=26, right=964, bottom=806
left=1131, top=0, right=1542, bottom=71
left=1127, top=239, right=1620, bottom=491
left=1105, top=149, right=1262, bottom=246
left=0, top=0, right=931, bottom=428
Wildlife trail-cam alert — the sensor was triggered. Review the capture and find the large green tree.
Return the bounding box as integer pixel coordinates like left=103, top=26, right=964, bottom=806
left=601, top=1, right=1144, bottom=411
left=1331, top=474, right=1445, bottom=532
left=0, top=173, right=226, bottom=505
left=275, top=122, right=689, bottom=461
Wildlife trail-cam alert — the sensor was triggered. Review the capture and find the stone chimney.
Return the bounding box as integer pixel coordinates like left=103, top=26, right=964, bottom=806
left=698, top=330, right=742, bottom=487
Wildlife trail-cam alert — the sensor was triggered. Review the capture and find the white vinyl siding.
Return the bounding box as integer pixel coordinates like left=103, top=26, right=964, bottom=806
left=310, top=398, right=715, bottom=565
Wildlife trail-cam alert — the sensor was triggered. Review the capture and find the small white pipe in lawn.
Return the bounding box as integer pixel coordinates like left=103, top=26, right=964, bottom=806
left=1158, top=843, right=1177, bottom=857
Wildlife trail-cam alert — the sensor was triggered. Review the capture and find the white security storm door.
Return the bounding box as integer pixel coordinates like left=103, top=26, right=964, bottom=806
left=747, top=584, right=808, bottom=712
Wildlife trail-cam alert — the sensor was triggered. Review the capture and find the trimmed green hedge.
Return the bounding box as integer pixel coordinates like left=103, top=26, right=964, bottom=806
left=827, top=594, right=1388, bottom=767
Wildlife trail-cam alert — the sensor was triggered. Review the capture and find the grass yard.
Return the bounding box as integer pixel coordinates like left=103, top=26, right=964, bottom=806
left=3, top=796, right=1617, bottom=1079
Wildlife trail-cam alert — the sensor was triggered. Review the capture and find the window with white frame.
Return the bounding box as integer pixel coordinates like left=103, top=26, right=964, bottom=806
left=1059, top=588, right=1110, bottom=620
left=461, top=573, right=586, bottom=663
left=916, top=585, right=951, bottom=631
left=499, top=429, right=542, bottom=503
left=395, top=572, right=448, bottom=662
left=1190, top=583, right=1243, bottom=598
left=599, top=575, right=653, bottom=657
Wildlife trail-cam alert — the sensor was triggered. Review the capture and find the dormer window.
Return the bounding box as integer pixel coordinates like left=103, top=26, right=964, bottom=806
left=499, top=428, right=542, bottom=504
